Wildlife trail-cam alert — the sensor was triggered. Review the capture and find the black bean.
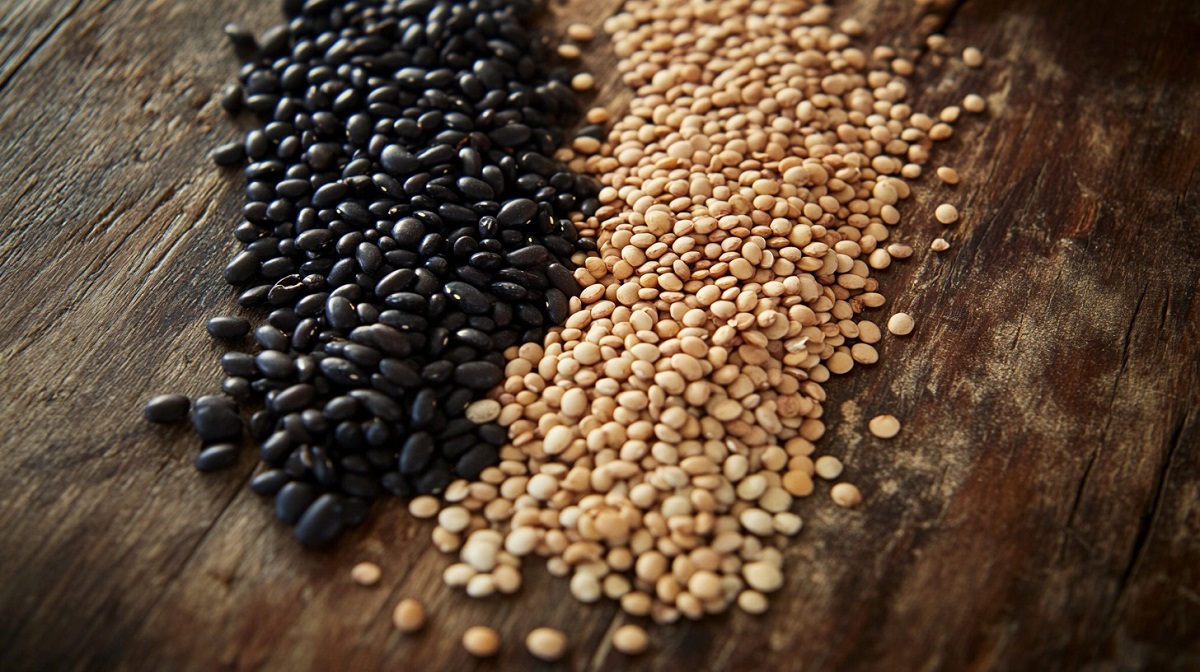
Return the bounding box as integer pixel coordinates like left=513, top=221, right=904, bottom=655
left=195, top=443, right=240, bottom=472
left=455, top=444, right=498, bottom=480
left=143, top=394, right=190, bottom=423
left=275, top=482, right=318, bottom=524
left=294, top=494, right=344, bottom=547
left=496, top=198, right=537, bottom=226
left=271, top=383, right=315, bottom=414
left=454, top=361, right=503, bottom=390
left=256, top=350, right=294, bottom=379
left=212, top=141, right=246, bottom=167
left=443, top=281, right=489, bottom=315
left=191, top=404, right=243, bottom=444
left=223, top=250, right=259, bottom=284
left=151, top=0, right=598, bottom=547
left=249, top=469, right=290, bottom=495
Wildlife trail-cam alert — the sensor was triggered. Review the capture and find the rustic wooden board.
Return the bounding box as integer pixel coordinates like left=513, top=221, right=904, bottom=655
left=0, top=0, right=1197, bottom=670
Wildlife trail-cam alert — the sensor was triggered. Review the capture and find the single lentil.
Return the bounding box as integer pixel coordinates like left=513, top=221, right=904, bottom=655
left=392, top=598, right=426, bottom=633
left=888, top=313, right=915, bottom=336
left=351, top=561, right=382, bottom=586
left=869, top=415, right=902, bottom=439
left=463, top=626, right=501, bottom=658
left=612, top=624, right=649, bottom=655
left=525, top=627, right=568, bottom=662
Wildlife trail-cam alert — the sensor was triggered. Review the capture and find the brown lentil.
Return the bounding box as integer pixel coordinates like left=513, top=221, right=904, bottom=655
left=612, top=624, right=650, bottom=655
left=526, top=627, right=569, bottom=661
left=463, top=626, right=501, bottom=658
left=869, top=414, right=902, bottom=439
left=392, top=598, right=426, bottom=633
left=351, top=562, right=382, bottom=586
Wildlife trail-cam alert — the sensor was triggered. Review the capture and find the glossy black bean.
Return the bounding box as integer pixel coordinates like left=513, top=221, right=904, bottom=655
left=143, top=394, right=190, bottom=423
left=191, top=404, right=243, bottom=444
left=275, top=482, right=318, bottom=525
left=294, top=494, right=344, bottom=547
left=249, top=469, right=290, bottom=496
left=196, top=444, right=240, bottom=472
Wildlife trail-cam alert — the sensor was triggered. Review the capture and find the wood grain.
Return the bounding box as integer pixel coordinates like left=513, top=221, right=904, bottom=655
left=0, top=0, right=1197, bottom=670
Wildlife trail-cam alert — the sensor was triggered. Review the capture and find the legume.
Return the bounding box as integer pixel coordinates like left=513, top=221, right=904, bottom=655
left=145, top=0, right=599, bottom=546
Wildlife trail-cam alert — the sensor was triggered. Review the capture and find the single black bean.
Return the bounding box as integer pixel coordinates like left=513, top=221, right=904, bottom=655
left=249, top=469, right=290, bottom=496
left=195, top=444, right=240, bottom=472
left=143, top=394, right=190, bottom=423
left=191, top=404, right=243, bottom=444
left=275, top=482, right=319, bottom=525
left=294, top=494, right=344, bottom=547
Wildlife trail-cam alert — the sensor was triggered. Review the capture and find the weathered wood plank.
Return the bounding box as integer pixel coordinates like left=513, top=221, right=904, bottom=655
left=0, top=0, right=1196, bottom=670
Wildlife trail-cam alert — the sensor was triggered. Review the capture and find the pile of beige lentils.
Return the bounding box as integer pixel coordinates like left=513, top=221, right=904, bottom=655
left=378, top=0, right=986, bottom=658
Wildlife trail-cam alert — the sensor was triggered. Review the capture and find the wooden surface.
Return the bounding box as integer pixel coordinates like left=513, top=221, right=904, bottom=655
left=1, top=0, right=1198, bottom=669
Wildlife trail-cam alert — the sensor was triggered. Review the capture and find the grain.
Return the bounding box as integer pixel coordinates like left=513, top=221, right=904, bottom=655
left=526, top=627, right=568, bottom=662
left=931, top=238, right=951, bottom=252
left=888, top=313, right=915, bottom=336
left=935, top=203, right=960, bottom=224
left=869, top=415, right=902, bottom=439
left=463, top=626, right=501, bottom=658
left=612, top=624, right=649, bottom=655
left=964, top=94, right=987, bottom=113
left=831, top=483, right=864, bottom=508
left=936, top=166, right=960, bottom=185
left=963, top=47, right=984, bottom=68
left=392, top=598, right=425, bottom=634
left=567, top=23, right=595, bottom=41
left=350, top=562, right=381, bottom=586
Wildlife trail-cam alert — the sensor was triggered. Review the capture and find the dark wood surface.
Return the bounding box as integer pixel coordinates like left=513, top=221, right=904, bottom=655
left=1, top=0, right=1197, bottom=670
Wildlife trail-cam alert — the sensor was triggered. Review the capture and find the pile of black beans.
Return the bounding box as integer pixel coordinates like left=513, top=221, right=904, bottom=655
left=144, top=0, right=599, bottom=547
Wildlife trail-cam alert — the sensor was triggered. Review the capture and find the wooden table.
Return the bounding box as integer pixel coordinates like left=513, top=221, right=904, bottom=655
left=1, top=0, right=1197, bottom=669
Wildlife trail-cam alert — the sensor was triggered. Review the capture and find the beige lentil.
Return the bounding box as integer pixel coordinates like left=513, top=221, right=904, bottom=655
left=567, top=23, right=595, bottom=41
left=888, top=313, right=915, bottom=336
left=831, top=483, right=864, bottom=508
left=964, top=93, right=987, bottom=113
left=571, top=72, right=595, bottom=92
left=936, top=166, right=960, bottom=185
left=392, top=598, right=425, bottom=633
left=612, top=624, right=650, bottom=655
left=935, top=203, right=960, bottom=224
left=526, top=627, right=568, bottom=662
left=869, top=414, right=902, bottom=439
left=963, top=47, right=984, bottom=68
left=463, top=626, right=501, bottom=658
left=931, top=237, right=951, bottom=252
left=351, top=561, right=382, bottom=586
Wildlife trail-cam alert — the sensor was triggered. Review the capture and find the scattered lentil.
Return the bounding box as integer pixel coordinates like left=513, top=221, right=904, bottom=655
left=964, top=94, right=987, bottom=113
left=931, top=238, right=951, bottom=252
left=392, top=598, right=426, bottom=633
left=526, top=627, right=569, bottom=662
left=869, top=415, right=902, bottom=439
left=351, top=562, right=382, bottom=586
left=888, top=313, right=915, bottom=336
left=612, top=624, right=649, bottom=655
left=463, top=626, right=501, bottom=658
left=831, top=483, right=864, bottom=508
left=935, top=204, right=960, bottom=224
left=963, top=47, right=984, bottom=68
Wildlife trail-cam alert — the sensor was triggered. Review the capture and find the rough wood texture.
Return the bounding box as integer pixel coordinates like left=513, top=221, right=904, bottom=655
left=1, top=0, right=1197, bottom=670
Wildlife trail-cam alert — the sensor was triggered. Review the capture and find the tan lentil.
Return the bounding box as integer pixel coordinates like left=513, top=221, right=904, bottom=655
left=868, top=414, right=902, bottom=439
left=526, top=627, right=569, bottom=662
left=351, top=561, right=382, bottom=586
left=463, top=626, right=501, bottom=658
